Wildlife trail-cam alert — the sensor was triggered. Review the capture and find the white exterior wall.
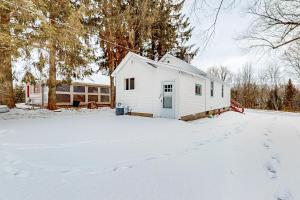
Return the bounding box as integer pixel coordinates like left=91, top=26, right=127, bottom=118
left=115, top=56, right=180, bottom=117
left=205, top=80, right=231, bottom=111
left=178, top=73, right=207, bottom=117
left=25, top=83, right=48, bottom=105
left=151, top=67, right=180, bottom=117
left=115, top=57, right=156, bottom=114
left=114, top=53, right=231, bottom=119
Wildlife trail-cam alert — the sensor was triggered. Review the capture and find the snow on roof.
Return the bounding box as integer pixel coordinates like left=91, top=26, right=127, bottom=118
left=129, top=52, right=208, bottom=79
left=112, top=52, right=228, bottom=85
left=159, top=53, right=207, bottom=77
left=72, top=73, right=110, bottom=85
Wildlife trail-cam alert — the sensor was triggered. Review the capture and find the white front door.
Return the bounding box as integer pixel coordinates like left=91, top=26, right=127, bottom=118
left=160, top=81, right=175, bottom=118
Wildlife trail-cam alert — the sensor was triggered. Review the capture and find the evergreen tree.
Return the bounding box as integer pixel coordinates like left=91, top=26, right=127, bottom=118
left=31, top=0, right=93, bottom=110
left=147, top=0, right=197, bottom=61
left=0, top=0, right=35, bottom=108
left=86, top=0, right=155, bottom=108
left=283, top=79, right=297, bottom=111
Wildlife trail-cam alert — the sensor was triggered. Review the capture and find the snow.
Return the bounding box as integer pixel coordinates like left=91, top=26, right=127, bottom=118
left=0, top=105, right=9, bottom=113
left=1, top=109, right=300, bottom=200
left=72, top=73, right=110, bottom=85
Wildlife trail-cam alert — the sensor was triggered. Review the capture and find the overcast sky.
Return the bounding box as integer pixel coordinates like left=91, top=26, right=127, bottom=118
left=184, top=0, right=282, bottom=74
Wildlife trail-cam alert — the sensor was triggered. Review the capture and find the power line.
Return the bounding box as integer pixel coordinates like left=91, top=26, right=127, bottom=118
left=0, top=0, right=142, bottom=54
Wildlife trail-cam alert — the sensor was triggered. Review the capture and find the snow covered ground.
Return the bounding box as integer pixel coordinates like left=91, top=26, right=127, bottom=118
left=1, top=109, right=300, bottom=200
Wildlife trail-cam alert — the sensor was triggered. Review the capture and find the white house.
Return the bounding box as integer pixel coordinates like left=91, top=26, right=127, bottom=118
left=112, top=52, right=231, bottom=120
left=25, top=74, right=111, bottom=107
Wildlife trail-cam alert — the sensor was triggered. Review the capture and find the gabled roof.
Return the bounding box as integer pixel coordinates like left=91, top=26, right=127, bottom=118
left=112, top=52, right=207, bottom=79
left=159, top=53, right=207, bottom=77
left=112, top=52, right=228, bottom=85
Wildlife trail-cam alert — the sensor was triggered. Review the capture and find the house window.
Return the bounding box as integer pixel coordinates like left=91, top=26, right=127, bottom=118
left=100, top=95, right=110, bottom=102
left=222, top=85, right=224, bottom=98
left=195, top=84, right=202, bottom=96
left=125, top=78, right=135, bottom=90
left=210, top=81, right=214, bottom=97
left=88, top=86, right=98, bottom=94
left=100, top=87, right=109, bottom=94
left=73, top=86, right=85, bottom=93
left=56, top=84, right=70, bottom=92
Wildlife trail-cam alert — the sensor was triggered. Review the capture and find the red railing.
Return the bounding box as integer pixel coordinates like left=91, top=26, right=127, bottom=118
left=230, top=99, right=245, bottom=114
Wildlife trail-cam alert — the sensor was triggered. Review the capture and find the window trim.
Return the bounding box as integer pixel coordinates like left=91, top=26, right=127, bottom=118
left=125, top=78, right=135, bottom=90
left=195, top=84, right=202, bottom=96
left=210, top=81, right=214, bottom=97
left=221, top=84, right=224, bottom=98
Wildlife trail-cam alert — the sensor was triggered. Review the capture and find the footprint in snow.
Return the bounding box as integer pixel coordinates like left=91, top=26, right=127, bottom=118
left=265, top=162, right=278, bottom=179
left=275, top=188, right=293, bottom=200
left=112, top=165, right=133, bottom=172
left=3, top=166, right=29, bottom=178
left=263, top=141, right=272, bottom=149
left=272, top=153, right=281, bottom=164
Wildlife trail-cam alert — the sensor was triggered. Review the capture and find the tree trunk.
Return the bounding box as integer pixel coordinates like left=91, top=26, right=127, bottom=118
left=47, top=13, right=57, bottom=110
left=47, top=43, right=57, bottom=110
left=108, top=50, right=116, bottom=109
left=0, top=8, right=15, bottom=108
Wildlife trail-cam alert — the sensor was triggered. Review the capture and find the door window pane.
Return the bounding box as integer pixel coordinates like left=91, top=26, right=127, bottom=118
left=164, top=84, right=172, bottom=92
left=163, top=96, right=172, bottom=109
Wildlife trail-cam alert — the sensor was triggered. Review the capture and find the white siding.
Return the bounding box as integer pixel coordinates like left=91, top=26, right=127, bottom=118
left=178, top=73, right=207, bottom=117
left=115, top=56, right=180, bottom=117
left=115, top=57, right=155, bottom=114
left=205, top=80, right=231, bottom=111
left=151, top=67, right=180, bottom=117
left=115, top=53, right=231, bottom=119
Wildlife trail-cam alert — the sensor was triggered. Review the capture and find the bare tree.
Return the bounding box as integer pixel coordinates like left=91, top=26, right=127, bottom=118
left=207, top=65, right=233, bottom=83
left=189, top=0, right=236, bottom=50
left=265, top=64, right=283, bottom=110
left=266, top=64, right=283, bottom=86
left=246, top=0, right=300, bottom=49
left=283, top=42, right=300, bottom=79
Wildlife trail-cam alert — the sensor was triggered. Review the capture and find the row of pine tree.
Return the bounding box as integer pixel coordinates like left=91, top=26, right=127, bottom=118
left=0, top=0, right=197, bottom=109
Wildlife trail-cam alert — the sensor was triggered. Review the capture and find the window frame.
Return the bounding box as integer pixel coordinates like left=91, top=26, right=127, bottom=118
left=210, top=81, right=214, bottom=97
left=221, top=84, right=224, bottom=98
left=125, top=78, right=135, bottom=90
left=195, top=84, right=202, bottom=96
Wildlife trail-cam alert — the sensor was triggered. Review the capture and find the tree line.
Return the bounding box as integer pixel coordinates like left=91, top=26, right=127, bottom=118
left=0, top=0, right=197, bottom=109
left=208, top=64, right=300, bottom=112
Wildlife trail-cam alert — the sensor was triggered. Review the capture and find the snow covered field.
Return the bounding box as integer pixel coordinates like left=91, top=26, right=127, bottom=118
left=1, top=109, right=300, bottom=200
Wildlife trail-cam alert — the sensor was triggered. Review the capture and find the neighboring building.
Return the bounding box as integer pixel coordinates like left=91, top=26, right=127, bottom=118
left=112, top=52, right=231, bottom=119
left=25, top=74, right=111, bottom=107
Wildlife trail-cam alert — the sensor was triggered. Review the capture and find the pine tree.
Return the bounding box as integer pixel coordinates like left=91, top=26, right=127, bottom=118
left=283, top=79, right=297, bottom=111
left=85, top=0, right=197, bottom=108
left=0, top=0, right=37, bottom=108
left=31, top=0, right=93, bottom=110
left=147, top=0, right=197, bottom=61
